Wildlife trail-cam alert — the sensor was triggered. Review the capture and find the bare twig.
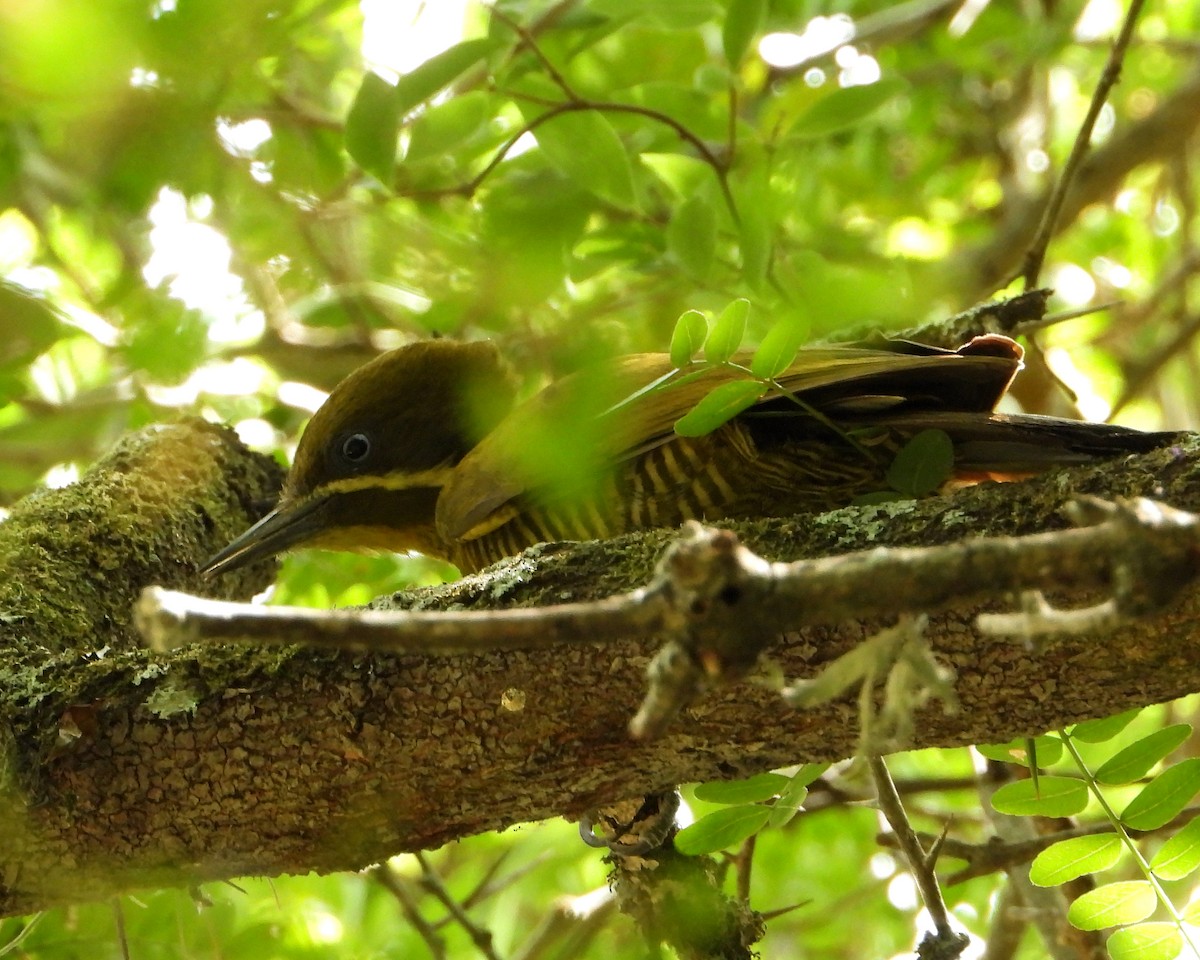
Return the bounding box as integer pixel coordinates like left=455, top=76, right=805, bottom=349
left=141, top=496, right=1197, bottom=656
left=869, top=755, right=966, bottom=954
left=1017, top=0, right=1148, bottom=288
left=370, top=863, right=446, bottom=959
left=112, top=899, right=130, bottom=960
left=410, top=7, right=741, bottom=222
left=414, top=852, right=502, bottom=960
left=733, top=834, right=756, bottom=904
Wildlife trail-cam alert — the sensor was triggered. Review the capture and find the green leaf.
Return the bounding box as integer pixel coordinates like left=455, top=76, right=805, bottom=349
left=393, top=38, right=499, bottom=115
left=732, top=159, right=771, bottom=289
left=1072, top=709, right=1142, bottom=743
left=722, top=0, right=767, bottom=65
left=976, top=735, right=1063, bottom=768
left=345, top=72, right=401, bottom=182
left=667, top=194, right=718, bottom=278
left=534, top=110, right=636, bottom=207
left=704, top=298, right=750, bottom=363
left=674, top=805, right=771, bottom=855
left=886, top=429, right=954, bottom=496
left=1106, top=923, right=1183, bottom=960
left=766, top=767, right=821, bottom=830
left=125, top=301, right=208, bottom=383
left=990, top=777, right=1088, bottom=817
left=1120, top=758, right=1200, bottom=831
left=1066, top=880, right=1156, bottom=931
left=791, top=762, right=830, bottom=788
left=404, top=90, right=493, bottom=163
left=1096, top=724, right=1192, bottom=785
left=1030, top=835, right=1122, bottom=887
left=790, top=78, right=906, bottom=140
left=1149, top=817, right=1200, bottom=880
left=589, top=0, right=722, bottom=27
left=674, top=379, right=766, bottom=437
left=694, top=773, right=789, bottom=804
left=751, top=321, right=806, bottom=379
left=670, top=310, right=708, bottom=366
left=0, top=281, right=63, bottom=370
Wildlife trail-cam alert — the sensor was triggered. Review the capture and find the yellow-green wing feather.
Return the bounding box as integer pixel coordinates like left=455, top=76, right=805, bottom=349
left=436, top=342, right=1021, bottom=543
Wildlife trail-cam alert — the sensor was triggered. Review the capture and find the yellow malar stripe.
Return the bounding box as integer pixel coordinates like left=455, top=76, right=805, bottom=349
left=310, top=465, right=456, bottom=498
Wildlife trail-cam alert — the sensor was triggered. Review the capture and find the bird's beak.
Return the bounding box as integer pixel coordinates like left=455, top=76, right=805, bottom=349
left=201, top=495, right=326, bottom=578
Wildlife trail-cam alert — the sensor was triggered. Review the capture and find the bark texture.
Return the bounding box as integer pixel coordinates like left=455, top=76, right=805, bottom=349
left=0, top=419, right=1198, bottom=916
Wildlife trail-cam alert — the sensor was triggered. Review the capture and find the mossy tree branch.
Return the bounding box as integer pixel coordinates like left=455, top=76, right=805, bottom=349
left=0, top=421, right=1198, bottom=917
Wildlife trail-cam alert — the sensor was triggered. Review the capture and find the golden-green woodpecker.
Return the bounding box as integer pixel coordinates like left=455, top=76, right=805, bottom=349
left=202, top=335, right=1168, bottom=577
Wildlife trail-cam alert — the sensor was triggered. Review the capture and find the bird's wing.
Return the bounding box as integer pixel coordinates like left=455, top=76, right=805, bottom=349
left=435, top=336, right=1023, bottom=542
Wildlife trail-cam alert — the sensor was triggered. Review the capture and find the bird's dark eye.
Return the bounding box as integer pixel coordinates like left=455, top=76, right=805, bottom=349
left=340, top=433, right=372, bottom=463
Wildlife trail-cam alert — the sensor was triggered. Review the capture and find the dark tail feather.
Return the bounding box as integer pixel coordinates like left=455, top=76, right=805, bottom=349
left=878, top=411, right=1179, bottom=473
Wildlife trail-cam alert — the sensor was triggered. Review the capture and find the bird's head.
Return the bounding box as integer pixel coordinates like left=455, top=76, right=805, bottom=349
left=202, top=339, right=516, bottom=577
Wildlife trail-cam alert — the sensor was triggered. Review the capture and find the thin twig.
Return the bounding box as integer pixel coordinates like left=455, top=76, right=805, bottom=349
left=139, top=495, right=1198, bottom=660
left=734, top=833, right=756, bottom=904
left=112, top=899, right=130, bottom=960
left=370, top=863, right=446, bottom=959
left=408, top=7, right=740, bottom=222
left=489, top=5, right=579, bottom=101
left=0, top=913, right=44, bottom=958
left=1018, top=0, right=1148, bottom=289
left=415, top=852, right=502, bottom=960
left=869, top=756, right=964, bottom=951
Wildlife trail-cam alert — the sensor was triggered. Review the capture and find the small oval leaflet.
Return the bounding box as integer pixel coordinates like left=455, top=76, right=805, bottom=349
left=345, top=72, right=401, bottom=183
left=751, top=321, right=806, bottom=380
left=669, top=309, right=708, bottom=368
left=886, top=429, right=954, bottom=496
left=675, top=379, right=768, bottom=437
left=1120, top=757, right=1200, bottom=831
left=1030, top=834, right=1122, bottom=887
left=675, top=805, right=771, bottom=856
left=1071, top=708, right=1141, bottom=744
left=704, top=298, right=750, bottom=364
left=976, top=734, right=1063, bottom=768
left=694, top=772, right=789, bottom=805
left=1105, top=922, right=1181, bottom=960
left=1149, top=816, right=1200, bottom=881
left=1096, top=723, right=1192, bottom=785
left=990, top=776, right=1088, bottom=818
left=668, top=197, right=718, bottom=279
left=1066, top=880, right=1156, bottom=932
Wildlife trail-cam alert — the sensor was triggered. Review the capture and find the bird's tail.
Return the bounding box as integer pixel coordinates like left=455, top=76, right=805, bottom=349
left=876, top=410, right=1178, bottom=473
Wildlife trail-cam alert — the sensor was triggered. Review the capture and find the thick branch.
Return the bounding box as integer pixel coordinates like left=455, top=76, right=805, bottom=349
left=0, top=423, right=1198, bottom=917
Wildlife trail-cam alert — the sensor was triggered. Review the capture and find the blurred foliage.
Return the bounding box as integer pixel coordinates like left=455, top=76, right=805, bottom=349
left=3, top=0, right=1200, bottom=956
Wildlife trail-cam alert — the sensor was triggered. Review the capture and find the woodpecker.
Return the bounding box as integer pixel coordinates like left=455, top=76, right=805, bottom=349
left=203, top=335, right=1168, bottom=576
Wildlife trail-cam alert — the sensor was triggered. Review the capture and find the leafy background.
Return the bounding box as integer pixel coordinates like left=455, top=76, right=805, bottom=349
left=2, top=0, right=1200, bottom=956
